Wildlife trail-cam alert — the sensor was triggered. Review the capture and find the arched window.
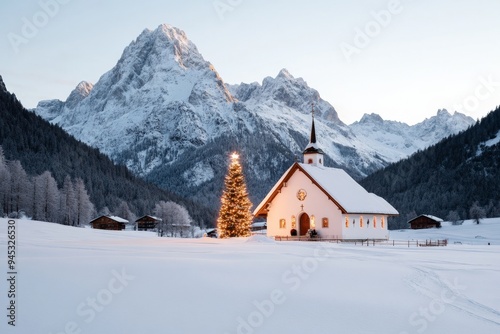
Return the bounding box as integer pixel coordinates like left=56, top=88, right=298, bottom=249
left=279, top=219, right=286, bottom=229
left=360, top=216, right=363, bottom=228
left=291, top=215, right=296, bottom=229
left=381, top=217, right=385, bottom=229
left=308, top=159, right=313, bottom=164
left=373, top=216, right=377, bottom=228
left=345, top=217, right=349, bottom=228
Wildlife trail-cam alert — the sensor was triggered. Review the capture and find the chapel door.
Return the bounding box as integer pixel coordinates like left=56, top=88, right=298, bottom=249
left=299, top=213, right=310, bottom=236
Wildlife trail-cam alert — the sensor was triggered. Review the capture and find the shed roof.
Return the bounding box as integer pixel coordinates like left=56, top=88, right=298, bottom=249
left=407, top=214, right=443, bottom=224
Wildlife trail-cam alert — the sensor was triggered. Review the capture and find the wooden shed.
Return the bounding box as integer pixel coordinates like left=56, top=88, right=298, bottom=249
left=408, top=215, right=443, bottom=229
left=89, top=215, right=128, bottom=230
left=135, top=215, right=161, bottom=231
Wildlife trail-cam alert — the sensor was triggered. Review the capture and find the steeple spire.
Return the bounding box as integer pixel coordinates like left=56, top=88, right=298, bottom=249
left=302, top=103, right=324, bottom=166
left=310, top=103, right=317, bottom=144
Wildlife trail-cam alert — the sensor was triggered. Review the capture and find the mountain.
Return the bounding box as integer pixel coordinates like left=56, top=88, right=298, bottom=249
left=33, top=24, right=474, bottom=212
left=0, top=75, right=212, bottom=225
left=350, top=109, right=475, bottom=161
left=361, top=106, right=500, bottom=229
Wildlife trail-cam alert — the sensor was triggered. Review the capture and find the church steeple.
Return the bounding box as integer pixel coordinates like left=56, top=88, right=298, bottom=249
left=310, top=109, right=317, bottom=144
left=303, top=104, right=324, bottom=166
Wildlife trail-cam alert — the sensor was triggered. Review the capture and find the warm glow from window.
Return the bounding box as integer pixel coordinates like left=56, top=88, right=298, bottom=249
left=310, top=215, right=315, bottom=228
left=373, top=216, right=377, bottom=228
left=381, top=217, right=385, bottom=229
left=360, top=216, right=363, bottom=228
left=279, top=219, right=286, bottom=229
left=345, top=216, right=349, bottom=228
left=291, top=215, right=296, bottom=228
left=322, top=218, right=329, bottom=228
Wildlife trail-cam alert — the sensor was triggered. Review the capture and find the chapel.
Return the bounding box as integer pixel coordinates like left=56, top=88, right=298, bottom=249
left=253, top=112, right=398, bottom=239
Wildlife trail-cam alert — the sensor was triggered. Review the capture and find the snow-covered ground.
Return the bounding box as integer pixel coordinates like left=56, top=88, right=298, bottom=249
left=1, top=218, right=499, bottom=334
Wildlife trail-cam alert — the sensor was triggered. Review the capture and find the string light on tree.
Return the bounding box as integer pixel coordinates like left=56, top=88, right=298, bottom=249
left=216, top=151, right=253, bottom=238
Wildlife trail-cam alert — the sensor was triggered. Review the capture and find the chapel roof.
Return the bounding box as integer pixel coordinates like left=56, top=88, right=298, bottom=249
left=253, top=163, right=399, bottom=217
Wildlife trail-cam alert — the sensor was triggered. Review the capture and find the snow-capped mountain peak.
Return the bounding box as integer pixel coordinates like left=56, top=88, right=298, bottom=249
left=33, top=23, right=476, bottom=211
left=350, top=109, right=475, bottom=161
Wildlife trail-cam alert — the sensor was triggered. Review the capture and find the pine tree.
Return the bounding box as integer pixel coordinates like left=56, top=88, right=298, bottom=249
left=216, top=152, right=253, bottom=238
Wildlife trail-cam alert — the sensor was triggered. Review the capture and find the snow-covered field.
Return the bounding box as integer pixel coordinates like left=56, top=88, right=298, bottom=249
left=1, top=218, right=499, bottom=334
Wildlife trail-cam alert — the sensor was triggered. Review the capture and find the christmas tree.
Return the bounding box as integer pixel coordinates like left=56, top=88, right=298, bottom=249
left=217, top=152, right=253, bottom=238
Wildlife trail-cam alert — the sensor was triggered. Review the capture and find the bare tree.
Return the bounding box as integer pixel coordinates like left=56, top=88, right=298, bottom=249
left=0, top=147, right=11, bottom=216
left=154, top=201, right=191, bottom=237
left=7, top=160, right=31, bottom=216
left=446, top=210, right=461, bottom=225
left=33, top=171, right=60, bottom=222
left=74, top=178, right=94, bottom=227
left=114, top=201, right=136, bottom=228
left=59, top=176, right=76, bottom=225
left=469, top=202, right=486, bottom=224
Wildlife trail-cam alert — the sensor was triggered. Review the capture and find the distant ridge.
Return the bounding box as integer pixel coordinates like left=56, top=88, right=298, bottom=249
left=361, top=106, right=500, bottom=229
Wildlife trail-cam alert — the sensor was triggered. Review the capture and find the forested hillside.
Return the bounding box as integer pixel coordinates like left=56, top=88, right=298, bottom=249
left=361, top=106, right=500, bottom=229
left=0, top=76, right=214, bottom=226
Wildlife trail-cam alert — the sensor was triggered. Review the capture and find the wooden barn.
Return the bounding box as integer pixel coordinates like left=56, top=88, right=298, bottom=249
left=135, top=215, right=161, bottom=231
left=408, top=215, right=443, bottom=229
left=89, top=215, right=128, bottom=230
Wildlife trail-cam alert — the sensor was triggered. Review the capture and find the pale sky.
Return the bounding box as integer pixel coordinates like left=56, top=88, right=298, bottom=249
left=1, top=0, right=499, bottom=125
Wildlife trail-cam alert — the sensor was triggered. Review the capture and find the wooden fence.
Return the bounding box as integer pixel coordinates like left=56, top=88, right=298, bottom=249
left=273, top=236, right=448, bottom=247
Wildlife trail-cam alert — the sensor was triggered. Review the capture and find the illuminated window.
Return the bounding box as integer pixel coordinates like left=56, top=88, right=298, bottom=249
left=360, top=216, right=363, bottom=228
left=308, top=159, right=313, bottom=164
left=373, top=216, right=377, bottom=228
left=291, top=215, right=296, bottom=229
left=345, top=217, right=349, bottom=228
left=322, top=218, right=329, bottom=228
left=279, top=219, right=286, bottom=229
left=381, top=217, right=385, bottom=229
left=310, top=215, right=315, bottom=228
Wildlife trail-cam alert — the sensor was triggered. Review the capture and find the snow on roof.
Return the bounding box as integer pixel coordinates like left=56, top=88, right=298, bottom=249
left=108, top=216, right=129, bottom=223
left=136, top=215, right=162, bottom=222
left=408, top=215, right=443, bottom=224
left=300, top=163, right=398, bottom=215
left=421, top=214, right=443, bottom=222
left=254, top=163, right=398, bottom=216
